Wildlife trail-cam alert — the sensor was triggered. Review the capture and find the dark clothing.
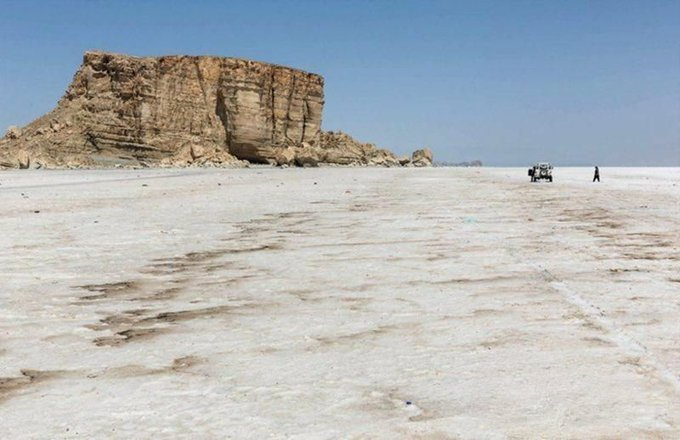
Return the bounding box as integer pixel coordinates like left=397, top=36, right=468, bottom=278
left=593, top=167, right=600, bottom=182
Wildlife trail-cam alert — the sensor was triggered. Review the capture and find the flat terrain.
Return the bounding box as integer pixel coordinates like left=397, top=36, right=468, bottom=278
left=1, top=167, right=679, bottom=439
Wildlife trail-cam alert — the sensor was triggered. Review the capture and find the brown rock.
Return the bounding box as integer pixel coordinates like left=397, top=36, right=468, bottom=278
left=317, top=131, right=403, bottom=166
left=5, top=126, right=21, bottom=140
left=190, top=145, right=206, bottom=161
left=398, top=156, right=411, bottom=166
left=294, top=145, right=321, bottom=167
left=17, top=151, right=31, bottom=169
left=411, top=148, right=433, bottom=167
left=274, top=147, right=296, bottom=166
left=0, top=51, right=324, bottom=168
left=0, top=51, right=418, bottom=169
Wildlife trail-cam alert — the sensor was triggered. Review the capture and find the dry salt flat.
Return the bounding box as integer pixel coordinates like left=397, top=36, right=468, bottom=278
left=0, top=167, right=679, bottom=439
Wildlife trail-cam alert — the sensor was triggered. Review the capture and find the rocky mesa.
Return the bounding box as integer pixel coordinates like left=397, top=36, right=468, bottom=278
left=0, top=51, right=432, bottom=169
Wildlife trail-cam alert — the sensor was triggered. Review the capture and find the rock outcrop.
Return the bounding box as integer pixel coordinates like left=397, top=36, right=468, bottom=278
left=0, top=51, right=323, bottom=168
left=5, top=126, right=21, bottom=140
left=0, top=51, right=432, bottom=169
left=316, top=131, right=402, bottom=167
left=411, top=148, right=434, bottom=167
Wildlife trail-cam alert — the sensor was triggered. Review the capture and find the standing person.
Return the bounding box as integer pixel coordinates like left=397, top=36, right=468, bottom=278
left=593, top=166, right=600, bottom=182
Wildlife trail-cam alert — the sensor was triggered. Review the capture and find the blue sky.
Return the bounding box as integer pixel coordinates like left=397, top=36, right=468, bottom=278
left=1, top=0, right=678, bottom=165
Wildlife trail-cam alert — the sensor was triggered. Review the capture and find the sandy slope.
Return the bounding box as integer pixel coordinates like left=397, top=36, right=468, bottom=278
left=0, top=167, right=679, bottom=439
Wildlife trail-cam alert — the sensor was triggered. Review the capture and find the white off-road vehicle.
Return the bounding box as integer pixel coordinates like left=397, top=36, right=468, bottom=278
left=528, top=162, right=553, bottom=182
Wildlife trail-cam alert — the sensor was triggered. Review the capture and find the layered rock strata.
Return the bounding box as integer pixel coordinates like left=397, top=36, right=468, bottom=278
left=0, top=51, right=432, bottom=169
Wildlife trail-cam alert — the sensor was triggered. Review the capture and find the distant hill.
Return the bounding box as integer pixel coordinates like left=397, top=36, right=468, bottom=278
left=435, top=160, right=482, bottom=167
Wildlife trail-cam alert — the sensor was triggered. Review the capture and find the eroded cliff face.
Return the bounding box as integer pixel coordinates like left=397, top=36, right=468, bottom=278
left=0, top=51, right=431, bottom=169
left=0, top=51, right=324, bottom=168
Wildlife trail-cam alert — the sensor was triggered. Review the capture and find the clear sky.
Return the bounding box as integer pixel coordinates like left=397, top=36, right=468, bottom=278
left=1, top=0, right=678, bottom=165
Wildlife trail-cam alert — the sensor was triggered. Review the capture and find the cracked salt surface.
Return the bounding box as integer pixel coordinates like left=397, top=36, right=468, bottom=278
left=1, top=167, right=679, bottom=438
